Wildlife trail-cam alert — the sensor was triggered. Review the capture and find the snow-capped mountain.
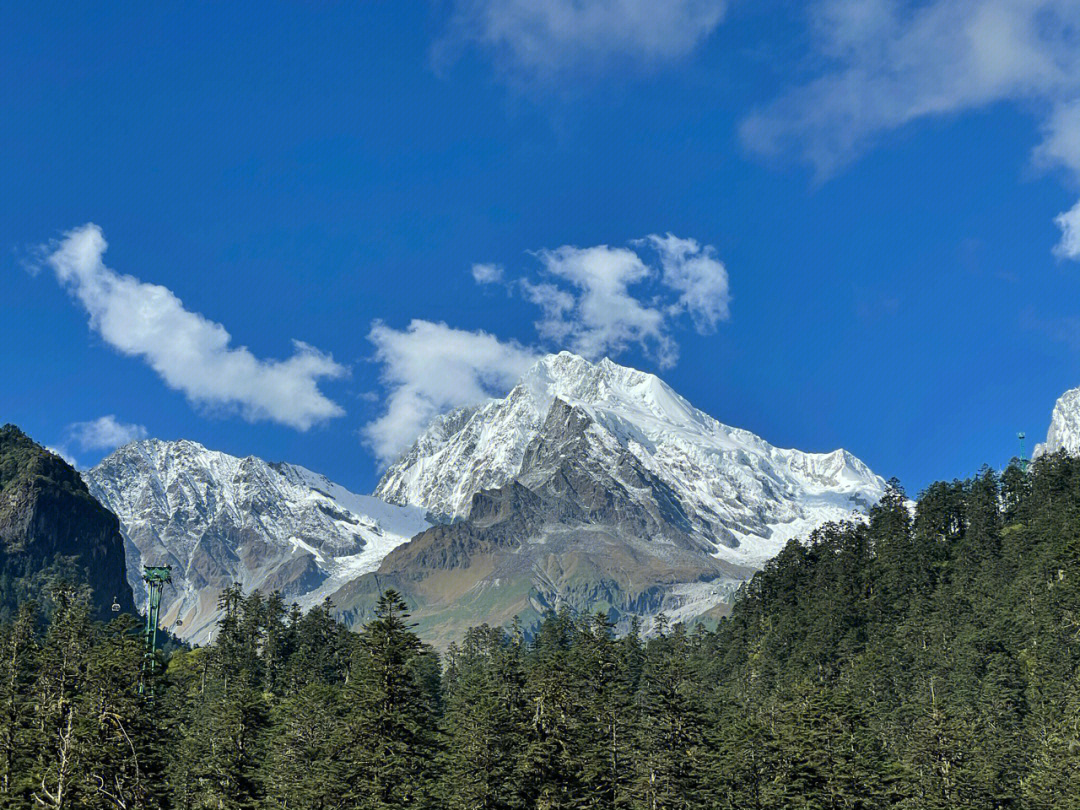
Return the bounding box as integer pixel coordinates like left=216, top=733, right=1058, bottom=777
left=376, top=352, right=884, bottom=568
left=338, top=392, right=755, bottom=645
left=83, top=354, right=885, bottom=648
left=340, top=352, right=888, bottom=644
left=84, top=440, right=429, bottom=643
left=1034, top=386, right=1080, bottom=457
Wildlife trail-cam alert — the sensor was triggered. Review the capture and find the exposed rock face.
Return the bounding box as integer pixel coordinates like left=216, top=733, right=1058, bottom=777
left=1034, top=387, right=1080, bottom=457
left=0, top=425, right=134, bottom=622
left=338, top=354, right=885, bottom=646
left=84, top=440, right=429, bottom=643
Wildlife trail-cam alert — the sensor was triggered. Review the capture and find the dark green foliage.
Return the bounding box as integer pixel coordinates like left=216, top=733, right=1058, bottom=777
left=0, top=582, right=164, bottom=809
left=1, top=453, right=1080, bottom=808
left=439, top=624, right=528, bottom=810
left=343, top=589, right=441, bottom=810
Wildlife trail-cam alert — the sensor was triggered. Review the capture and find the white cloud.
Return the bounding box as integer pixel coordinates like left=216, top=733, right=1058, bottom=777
left=1055, top=200, right=1080, bottom=260
left=533, top=243, right=677, bottom=366
left=46, top=446, right=79, bottom=468
left=522, top=235, right=732, bottom=368
left=740, top=0, right=1080, bottom=258
left=645, top=233, right=731, bottom=330
left=441, top=0, right=727, bottom=79
left=1035, top=98, right=1080, bottom=174
left=44, top=224, right=346, bottom=430
left=471, top=263, right=504, bottom=284
left=364, top=320, right=541, bottom=464
left=521, top=280, right=576, bottom=338
left=67, top=415, right=147, bottom=451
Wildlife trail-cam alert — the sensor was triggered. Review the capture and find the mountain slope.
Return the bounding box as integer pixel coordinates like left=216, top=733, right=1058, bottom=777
left=0, top=425, right=134, bottom=622
left=85, top=440, right=428, bottom=643
left=343, top=353, right=885, bottom=644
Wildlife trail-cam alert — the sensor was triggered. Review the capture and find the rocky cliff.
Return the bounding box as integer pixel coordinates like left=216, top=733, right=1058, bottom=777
left=0, top=425, right=134, bottom=622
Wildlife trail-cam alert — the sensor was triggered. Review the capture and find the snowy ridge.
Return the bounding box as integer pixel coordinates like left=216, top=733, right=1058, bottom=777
left=376, top=352, right=885, bottom=567
left=85, top=440, right=428, bottom=643
left=1034, top=386, right=1080, bottom=458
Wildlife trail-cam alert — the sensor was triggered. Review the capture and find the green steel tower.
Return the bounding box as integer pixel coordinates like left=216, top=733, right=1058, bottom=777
left=1018, top=432, right=1028, bottom=472
left=140, top=565, right=172, bottom=696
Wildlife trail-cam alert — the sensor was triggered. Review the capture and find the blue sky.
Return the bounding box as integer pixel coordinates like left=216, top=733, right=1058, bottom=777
left=3, top=0, right=1080, bottom=496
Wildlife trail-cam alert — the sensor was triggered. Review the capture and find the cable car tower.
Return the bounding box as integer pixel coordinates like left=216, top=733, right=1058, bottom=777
left=1018, top=432, right=1028, bottom=473
left=140, top=565, right=172, bottom=697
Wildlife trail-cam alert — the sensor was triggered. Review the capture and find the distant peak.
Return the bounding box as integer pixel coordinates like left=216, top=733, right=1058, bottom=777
left=109, top=437, right=209, bottom=456
left=525, top=352, right=663, bottom=388
left=1035, top=385, right=1080, bottom=458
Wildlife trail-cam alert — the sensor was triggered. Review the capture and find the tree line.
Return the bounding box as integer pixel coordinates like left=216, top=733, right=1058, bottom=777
left=0, top=453, right=1078, bottom=808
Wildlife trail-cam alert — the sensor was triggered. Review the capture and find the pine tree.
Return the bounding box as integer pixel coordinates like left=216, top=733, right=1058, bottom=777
left=343, top=589, right=440, bottom=810
left=0, top=602, right=37, bottom=806
left=29, top=581, right=95, bottom=809
left=574, top=612, right=635, bottom=810
left=439, top=624, right=527, bottom=810
left=263, top=682, right=348, bottom=810
left=631, top=624, right=707, bottom=810
left=169, top=591, right=269, bottom=809
left=518, top=610, right=584, bottom=810
left=80, top=612, right=165, bottom=809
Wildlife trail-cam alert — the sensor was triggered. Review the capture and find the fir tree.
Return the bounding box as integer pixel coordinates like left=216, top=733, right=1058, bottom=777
left=344, top=589, right=440, bottom=810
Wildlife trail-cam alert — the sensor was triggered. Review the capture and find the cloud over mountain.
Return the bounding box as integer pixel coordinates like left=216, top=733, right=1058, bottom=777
left=521, top=234, right=731, bottom=368
left=371, top=233, right=731, bottom=464
left=67, top=416, right=148, bottom=452
left=364, top=320, right=541, bottom=465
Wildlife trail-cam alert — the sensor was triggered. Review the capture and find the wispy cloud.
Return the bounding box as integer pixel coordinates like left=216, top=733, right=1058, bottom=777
left=46, top=415, right=148, bottom=470
left=438, top=0, right=727, bottom=82
left=364, top=320, right=541, bottom=465
left=1054, top=200, right=1080, bottom=260
left=645, top=234, right=731, bottom=331
left=42, top=224, right=346, bottom=430
left=1020, top=305, right=1080, bottom=353
left=471, top=262, right=505, bottom=284
left=740, top=0, right=1080, bottom=259
left=45, top=446, right=79, bottom=468
left=531, top=243, right=674, bottom=365
left=67, top=415, right=147, bottom=451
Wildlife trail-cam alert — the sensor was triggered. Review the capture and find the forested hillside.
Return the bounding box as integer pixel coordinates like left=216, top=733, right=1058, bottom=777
left=1, top=453, right=1078, bottom=808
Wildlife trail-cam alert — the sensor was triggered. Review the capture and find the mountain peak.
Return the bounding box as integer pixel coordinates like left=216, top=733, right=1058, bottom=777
left=375, top=353, right=884, bottom=563
left=525, top=351, right=665, bottom=392
left=86, top=439, right=429, bottom=643
left=1034, top=386, right=1080, bottom=457
left=0, top=426, right=134, bottom=621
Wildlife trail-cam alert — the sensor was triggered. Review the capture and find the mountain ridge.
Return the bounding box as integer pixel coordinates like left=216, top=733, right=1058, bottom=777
left=82, top=352, right=887, bottom=646
left=339, top=353, right=886, bottom=644
left=84, top=438, right=428, bottom=643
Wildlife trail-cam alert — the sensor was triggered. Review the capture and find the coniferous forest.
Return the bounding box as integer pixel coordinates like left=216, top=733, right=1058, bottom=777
left=1, top=453, right=1079, bottom=809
